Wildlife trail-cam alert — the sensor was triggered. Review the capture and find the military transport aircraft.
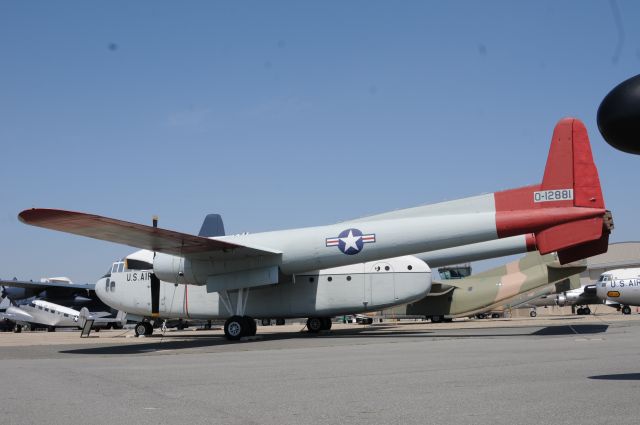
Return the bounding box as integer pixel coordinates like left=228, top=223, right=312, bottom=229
left=19, top=118, right=613, bottom=340
left=385, top=251, right=585, bottom=322
left=596, top=268, right=640, bottom=314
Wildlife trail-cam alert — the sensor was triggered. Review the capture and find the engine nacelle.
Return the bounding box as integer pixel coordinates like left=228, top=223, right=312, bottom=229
left=556, top=294, right=567, bottom=306
left=153, top=252, right=283, bottom=290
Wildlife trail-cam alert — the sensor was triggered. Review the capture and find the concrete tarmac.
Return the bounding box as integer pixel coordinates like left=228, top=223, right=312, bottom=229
left=2, top=313, right=640, bottom=425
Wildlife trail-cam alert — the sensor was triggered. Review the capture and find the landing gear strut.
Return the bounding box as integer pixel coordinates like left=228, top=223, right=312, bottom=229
left=219, top=288, right=258, bottom=341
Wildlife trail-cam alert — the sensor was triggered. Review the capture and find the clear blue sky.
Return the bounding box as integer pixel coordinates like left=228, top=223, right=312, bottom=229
left=1, top=1, right=639, bottom=283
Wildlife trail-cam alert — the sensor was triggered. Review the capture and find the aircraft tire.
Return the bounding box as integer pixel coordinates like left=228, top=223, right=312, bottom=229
left=491, top=313, right=501, bottom=319
left=135, top=322, right=147, bottom=337
left=224, top=316, right=245, bottom=340
left=243, top=316, right=257, bottom=336
left=530, top=310, right=537, bottom=318
left=576, top=308, right=584, bottom=315
left=622, top=306, right=632, bottom=315
left=261, top=318, right=271, bottom=326
left=584, top=307, right=591, bottom=315
left=431, top=315, right=443, bottom=323
left=47, top=326, right=56, bottom=332
left=144, top=322, right=154, bottom=336
left=307, top=317, right=323, bottom=333
left=275, top=318, right=285, bottom=326
left=13, top=324, right=22, bottom=333
left=320, top=317, right=332, bottom=331
left=476, top=313, right=486, bottom=319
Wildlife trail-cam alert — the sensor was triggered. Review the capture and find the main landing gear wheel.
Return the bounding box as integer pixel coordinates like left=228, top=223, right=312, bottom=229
left=224, top=316, right=257, bottom=340
left=307, top=317, right=324, bottom=333
left=622, top=306, right=632, bottom=315
left=530, top=310, right=537, bottom=318
left=135, top=322, right=153, bottom=337
left=275, top=318, right=285, bottom=326
left=13, top=324, right=22, bottom=333
left=431, top=315, right=443, bottom=323
left=244, top=316, right=257, bottom=336
left=224, top=315, right=245, bottom=340
left=320, top=317, right=332, bottom=331
left=261, top=318, right=271, bottom=326
left=583, top=307, right=591, bottom=315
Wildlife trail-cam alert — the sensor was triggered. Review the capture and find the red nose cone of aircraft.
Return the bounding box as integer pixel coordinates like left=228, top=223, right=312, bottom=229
left=597, top=74, right=640, bottom=155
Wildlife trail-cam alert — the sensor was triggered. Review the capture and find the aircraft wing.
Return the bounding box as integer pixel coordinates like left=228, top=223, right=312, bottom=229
left=0, top=278, right=95, bottom=291
left=19, top=209, right=281, bottom=258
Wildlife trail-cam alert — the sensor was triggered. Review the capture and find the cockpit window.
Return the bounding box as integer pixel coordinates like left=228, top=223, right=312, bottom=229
left=111, top=263, right=118, bottom=273
left=117, top=263, right=124, bottom=273
left=126, top=259, right=153, bottom=270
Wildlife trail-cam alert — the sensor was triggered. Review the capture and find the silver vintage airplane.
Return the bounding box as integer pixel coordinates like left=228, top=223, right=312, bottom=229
left=596, top=268, right=640, bottom=314
left=19, top=118, right=613, bottom=339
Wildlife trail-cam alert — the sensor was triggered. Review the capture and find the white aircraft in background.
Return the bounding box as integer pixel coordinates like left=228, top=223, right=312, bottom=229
left=19, top=118, right=613, bottom=340
left=0, top=299, right=125, bottom=333
left=523, top=283, right=600, bottom=316
left=596, top=268, right=640, bottom=315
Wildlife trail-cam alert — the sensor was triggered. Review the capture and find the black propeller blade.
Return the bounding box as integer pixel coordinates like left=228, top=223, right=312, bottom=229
left=151, top=215, right=160, bottom=318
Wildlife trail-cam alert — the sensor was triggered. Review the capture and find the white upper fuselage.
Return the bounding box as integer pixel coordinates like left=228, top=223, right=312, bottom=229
left=153, top=194, right=498, bottom=285
left=596, top=268, right=640, bottom=306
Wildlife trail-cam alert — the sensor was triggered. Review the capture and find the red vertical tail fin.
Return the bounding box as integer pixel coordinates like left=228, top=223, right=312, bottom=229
left=494, top=118, right=612, bottom=263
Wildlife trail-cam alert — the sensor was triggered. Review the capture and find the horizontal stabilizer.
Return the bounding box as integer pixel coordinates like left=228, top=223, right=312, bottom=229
left=536, top=218, right=603, bottom=255
left=557, top=229, right=610, bottom=264
left=198, top=214, right=225, bottom=237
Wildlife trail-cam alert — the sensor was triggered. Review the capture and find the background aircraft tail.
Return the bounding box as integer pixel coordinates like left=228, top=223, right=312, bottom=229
left=494, top=118, right=613, bottom=263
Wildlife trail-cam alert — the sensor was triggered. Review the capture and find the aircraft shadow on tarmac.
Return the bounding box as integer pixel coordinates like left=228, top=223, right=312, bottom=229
left=589, top=373, right=640, bottom=381
left=59, top=323, right=610, bottom=356
left=531, top=324, right=609, bottom=336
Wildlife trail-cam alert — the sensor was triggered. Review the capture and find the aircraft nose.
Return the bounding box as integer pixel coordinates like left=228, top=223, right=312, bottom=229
left=94, top=278, right=108, bottom=302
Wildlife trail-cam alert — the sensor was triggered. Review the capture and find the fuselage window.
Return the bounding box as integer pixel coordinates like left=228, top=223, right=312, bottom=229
left=64, top=313, right=69, bottom=317
left=44, top=308, right=49, bottom=312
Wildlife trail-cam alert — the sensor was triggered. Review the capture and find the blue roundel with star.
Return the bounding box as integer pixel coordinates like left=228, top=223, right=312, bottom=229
left=325, top=228, right=376, bottom=255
